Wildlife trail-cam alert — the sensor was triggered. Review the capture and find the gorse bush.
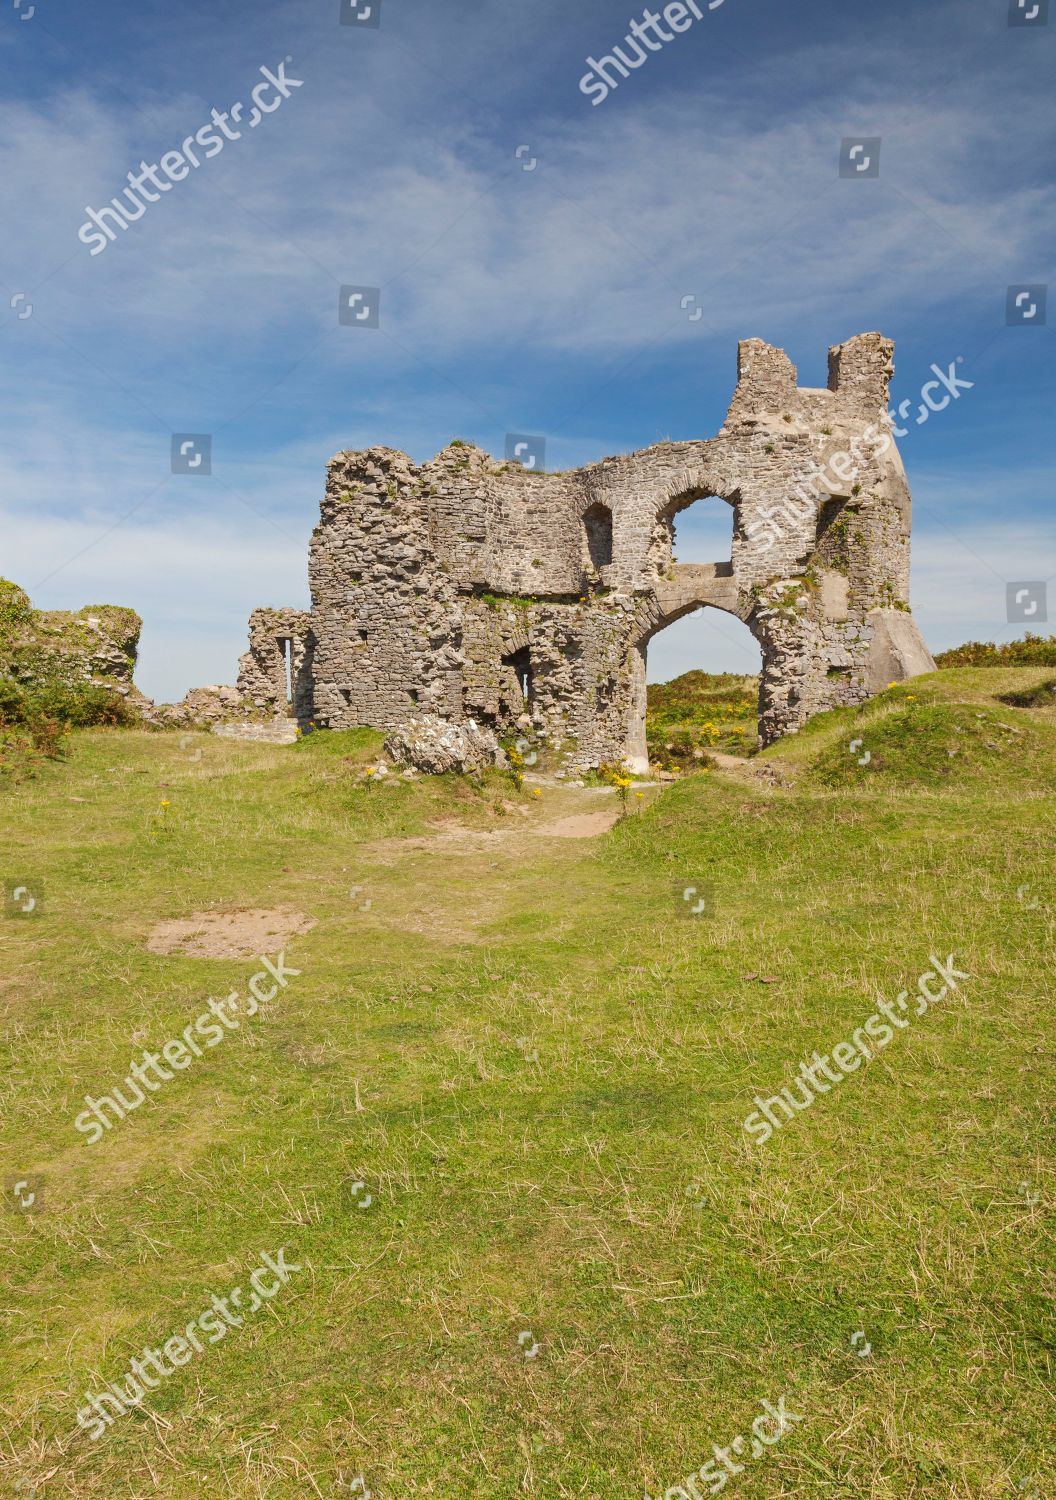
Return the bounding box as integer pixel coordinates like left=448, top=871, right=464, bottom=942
left=0, top=677, right=137, bottom=731
left=934, top=633, right=1056, bottom=668
left=647, top=670, right=758, bottom=767
left=0, top=677, right=137, bottom=780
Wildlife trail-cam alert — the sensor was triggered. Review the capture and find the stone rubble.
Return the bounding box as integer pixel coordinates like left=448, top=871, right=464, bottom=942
left=384, top=715, right=504, bottom=775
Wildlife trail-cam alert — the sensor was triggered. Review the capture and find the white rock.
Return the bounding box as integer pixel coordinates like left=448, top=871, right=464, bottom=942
left=384, top=714, right=503, bottom=775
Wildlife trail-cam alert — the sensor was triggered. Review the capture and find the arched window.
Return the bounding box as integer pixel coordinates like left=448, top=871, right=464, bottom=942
left=583, top=503, right=614, bottom=571
left=669, top=495, right=733, bottom=568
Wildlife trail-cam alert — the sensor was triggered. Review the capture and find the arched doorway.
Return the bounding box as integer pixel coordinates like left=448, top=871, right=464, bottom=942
left=639, top=605, right=762, bottom=772
left=624, top=489, right=763, bottom=772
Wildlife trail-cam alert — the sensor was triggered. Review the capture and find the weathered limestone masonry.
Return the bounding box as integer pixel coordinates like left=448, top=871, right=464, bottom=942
left=239, top=333, right=936, bottom=771
left=237, top=608, right=314, bottom=720
left=0, top=579, right=142, bottom=701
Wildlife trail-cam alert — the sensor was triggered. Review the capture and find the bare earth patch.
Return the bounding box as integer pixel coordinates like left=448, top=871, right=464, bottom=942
left=533, top=809, right=620, bottom=838
left=146, top=907, right=316, bottom=958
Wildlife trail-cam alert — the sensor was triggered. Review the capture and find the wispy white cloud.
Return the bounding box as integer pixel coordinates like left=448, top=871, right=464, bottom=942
left=1, top=25, right=1052, bottom=362
left=3, top=503, right=309, bottom=702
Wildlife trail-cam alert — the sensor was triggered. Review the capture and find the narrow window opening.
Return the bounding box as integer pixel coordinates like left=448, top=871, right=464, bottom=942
left=583, top=503, right=614, bottom=571
left=502, top=646, right=533, bottom=707
left=279, top=638, right=293, bottom=705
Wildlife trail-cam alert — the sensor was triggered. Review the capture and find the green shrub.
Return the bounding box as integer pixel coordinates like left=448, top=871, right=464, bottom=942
left=935, top=633, right=1056, bottom=668
left=0, top=677, right=136, bottom=728
left=646, top=670, right=758, bottom=765
left=0, top=578, right=33, bottom=638
left=0, top=678, right=138, bottom=781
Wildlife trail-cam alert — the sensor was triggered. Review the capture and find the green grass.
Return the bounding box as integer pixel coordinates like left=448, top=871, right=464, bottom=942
left=1, top=670, right=1054, bottom=1498
left=646, top=670, right=759, bottom=767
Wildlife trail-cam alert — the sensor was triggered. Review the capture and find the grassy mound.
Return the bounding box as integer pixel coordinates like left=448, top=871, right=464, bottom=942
left=291, top=725, right=386, bottom=758
left=807, top=698, right=1053, bottom=788
left=646, top=669, right=758, bottom=767
left=750, top=667, right=1056, bottom=791
left=997, top=677, right=1056, bottom=708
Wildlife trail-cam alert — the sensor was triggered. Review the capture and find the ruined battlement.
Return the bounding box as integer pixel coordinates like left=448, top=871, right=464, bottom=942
left=236, top=334, right=935, bottom=768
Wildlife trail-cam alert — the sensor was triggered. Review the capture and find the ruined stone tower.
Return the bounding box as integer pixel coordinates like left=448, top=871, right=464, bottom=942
left=237, top=333, right=935, bottom=770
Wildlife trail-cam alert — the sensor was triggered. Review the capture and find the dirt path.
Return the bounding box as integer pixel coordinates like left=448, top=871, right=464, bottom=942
left=344, top=783, right=632, bottom=944
left=144, top=783, right=644, bottom=955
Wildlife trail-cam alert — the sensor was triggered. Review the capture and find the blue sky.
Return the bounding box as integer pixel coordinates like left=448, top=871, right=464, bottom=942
left=1, top=0, right=1053, bottom=700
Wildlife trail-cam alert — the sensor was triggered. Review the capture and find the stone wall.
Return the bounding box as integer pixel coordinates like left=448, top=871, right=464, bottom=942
left=237, top=608, right=314, bottom=720
left=0, top=580, right=291, bottom=732
left=0, top=578, right=143, bottom=705
left=236, top=332, right=936, bottom=770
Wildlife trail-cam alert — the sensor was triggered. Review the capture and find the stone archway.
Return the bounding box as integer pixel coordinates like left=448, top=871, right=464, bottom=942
left=619, top=482, right=757, bottom=772
left=626, top=600, right=764, bottom=772
left=624, top=595, right=760, bottom=774
left=237, top=332, right=938, bottom=771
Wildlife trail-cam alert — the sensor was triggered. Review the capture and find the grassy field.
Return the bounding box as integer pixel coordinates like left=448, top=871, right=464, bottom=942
left=1, top=668, right=1054, bottom=1498
left=646, top=671, right=759, bottom=767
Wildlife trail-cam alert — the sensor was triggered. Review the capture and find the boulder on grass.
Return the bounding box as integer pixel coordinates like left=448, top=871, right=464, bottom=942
left=384, top=715, right=504, bottom=775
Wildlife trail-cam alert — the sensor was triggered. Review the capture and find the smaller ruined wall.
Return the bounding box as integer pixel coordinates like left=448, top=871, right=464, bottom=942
left=0, top=578, right=142, bottom=702
left=460, top=593, right=645, bottom=765
left=237, top=608, right=314, bottom=720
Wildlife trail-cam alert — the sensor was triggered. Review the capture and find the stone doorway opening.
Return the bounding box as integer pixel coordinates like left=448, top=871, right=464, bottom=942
left=278, top=638, right=294, bottom=705
left=502, top=645, right=534, bottom=713
left=627, top=604, right=763, bottom=774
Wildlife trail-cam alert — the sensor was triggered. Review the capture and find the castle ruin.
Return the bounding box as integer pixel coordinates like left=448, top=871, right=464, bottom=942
left=236, top=333, right=935, bottom=770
